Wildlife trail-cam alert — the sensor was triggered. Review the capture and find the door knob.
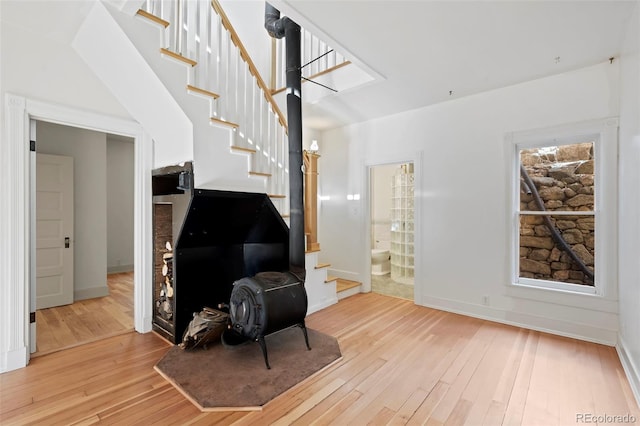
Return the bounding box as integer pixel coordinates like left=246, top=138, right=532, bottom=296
left=65, top=237, right=70, bottom=248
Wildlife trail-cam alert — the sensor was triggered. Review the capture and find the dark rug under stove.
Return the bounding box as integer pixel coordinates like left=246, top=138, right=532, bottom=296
left=154, top=327, right=342, bottom=411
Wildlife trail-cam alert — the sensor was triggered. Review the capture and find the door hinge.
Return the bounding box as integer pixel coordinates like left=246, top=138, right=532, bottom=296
left=30, top=140, right=36, bottom=152
left=30, top=312, right=36, bottom=323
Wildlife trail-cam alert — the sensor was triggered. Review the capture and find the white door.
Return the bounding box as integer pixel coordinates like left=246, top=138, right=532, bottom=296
left=36, top=153, right=74, bottom=309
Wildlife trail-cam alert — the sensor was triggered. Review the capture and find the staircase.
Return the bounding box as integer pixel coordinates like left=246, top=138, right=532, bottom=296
left=72, top=0, right=345, bottom=313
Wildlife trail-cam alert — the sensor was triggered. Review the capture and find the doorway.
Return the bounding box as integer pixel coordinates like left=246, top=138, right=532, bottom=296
left=370, top=162, right=415, bottom=300
left=33, top=120, right=135, bottom=355
left=1, top=94, right=151, bottom=372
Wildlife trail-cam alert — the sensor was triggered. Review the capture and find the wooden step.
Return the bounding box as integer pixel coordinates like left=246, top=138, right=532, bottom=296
left=136, top=9, right=170, bottom=28
left=231, top=146, right=256, bottom=154
left=160, top=48, right=197, bottom=67
left=268, top=194, right=286, bottom=199
left=210, top=117, right=239, bottom=128
left=315, top=263, right=331, bottom=269
left=336, top=278, right=361, bottom=292
left=325, top=275, right=338, bottom=283
left=250, top=171, right=272, bottom=178
left=187, top=85, right=219, bottom=99
left=305, top=248, right=320, bottom=254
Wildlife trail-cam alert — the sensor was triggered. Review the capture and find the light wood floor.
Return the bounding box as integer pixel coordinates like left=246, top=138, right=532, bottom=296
left=34, top=272, right=134, bottom=356
left=2, top=292, right=638, bottom=425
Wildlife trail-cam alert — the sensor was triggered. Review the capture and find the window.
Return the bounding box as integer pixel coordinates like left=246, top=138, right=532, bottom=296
left=510, top=119, right=617, bottom=297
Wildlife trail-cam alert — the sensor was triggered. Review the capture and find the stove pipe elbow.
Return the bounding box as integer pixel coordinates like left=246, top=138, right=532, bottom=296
left=264, top=3, right=286, bottom=39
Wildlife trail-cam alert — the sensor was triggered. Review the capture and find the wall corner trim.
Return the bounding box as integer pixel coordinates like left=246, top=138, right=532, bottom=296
left=617, top=334, right=640, bottom=408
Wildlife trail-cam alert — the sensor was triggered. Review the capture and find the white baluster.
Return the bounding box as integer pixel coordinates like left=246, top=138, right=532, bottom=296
left=215, top=15, right=222, bottom=105
left=278, top=39, right=284, bottom=90
left=242, top=61, right=249, bottom=146
left=185, top=0, right=197, bottom=79
left=251, top=76, right=258, bottom=148
left=176, top=0, right=183, bottom=54
left=320, top=41, right=328, bottom=72
left=195, top=0, right=207, bottom=90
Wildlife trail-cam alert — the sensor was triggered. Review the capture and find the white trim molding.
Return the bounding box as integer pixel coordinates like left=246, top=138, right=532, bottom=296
left=422, top=295, right=619, bottom=346
left=506, top=117, right=619, bottom=307
left=1, top=95, right=30, bottom=373
left=617, top=335, right=640, bottom=407
left=0, top=94, right=153, bottom=373
left=364, top=150, right=423, bottom=303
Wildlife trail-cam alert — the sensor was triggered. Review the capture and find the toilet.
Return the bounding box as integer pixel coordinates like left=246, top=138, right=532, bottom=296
left=371, top=248, right=390, bottom=275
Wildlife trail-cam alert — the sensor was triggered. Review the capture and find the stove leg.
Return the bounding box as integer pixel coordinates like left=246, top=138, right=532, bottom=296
left=257, top=336, right=271, bottom=369
left=299, top=321, right=311, bottom=350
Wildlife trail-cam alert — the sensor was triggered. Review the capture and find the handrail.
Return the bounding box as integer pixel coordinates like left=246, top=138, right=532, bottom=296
left=137, top=0, right=291, bottom=208
left=210, top=0, right=288, bottom=131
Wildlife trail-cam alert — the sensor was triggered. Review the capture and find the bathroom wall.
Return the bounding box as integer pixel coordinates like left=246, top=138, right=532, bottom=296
left=371, top=164, right=397, bottom=250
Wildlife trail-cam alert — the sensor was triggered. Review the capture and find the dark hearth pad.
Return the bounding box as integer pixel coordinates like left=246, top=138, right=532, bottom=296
left=154, top=327, right=341, bottom=411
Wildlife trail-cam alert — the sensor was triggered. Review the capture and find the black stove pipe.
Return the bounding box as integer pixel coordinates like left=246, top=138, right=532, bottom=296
left=265, top=3, right=305, bottom=280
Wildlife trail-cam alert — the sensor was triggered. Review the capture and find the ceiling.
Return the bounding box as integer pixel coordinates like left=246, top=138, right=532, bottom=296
left=3, top=1, right=636, bottom=131
left=273, top=0, right=637, bottom=130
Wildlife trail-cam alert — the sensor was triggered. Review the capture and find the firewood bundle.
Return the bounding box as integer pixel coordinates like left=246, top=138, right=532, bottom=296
left=156, top=241, right=174, bottom=320
left=180, top=307, right=229, bottom=350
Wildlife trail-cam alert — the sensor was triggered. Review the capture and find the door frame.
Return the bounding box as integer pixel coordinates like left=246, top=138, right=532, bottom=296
left=1, top=94, right=154, bottom=372
left=364, top=151, right=423, bottom=304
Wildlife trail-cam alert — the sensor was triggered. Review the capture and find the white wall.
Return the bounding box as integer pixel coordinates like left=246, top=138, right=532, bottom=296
left=321, top=61, right=622, bottom=344
left=617, top=0, right=640, bottom=404
left=371, top=164, right=396, bottom=250
left=0, top=1, right=131, bottom=123
left=107, top=136, right=135, bottom=273
left=37, top=121, right=109, bottom=300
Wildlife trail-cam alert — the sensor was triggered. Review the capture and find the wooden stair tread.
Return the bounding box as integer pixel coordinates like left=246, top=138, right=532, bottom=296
left=325, top=275, right=338, bottom=283
left=268, top=194, right=286, bottom=199
left=231, top=146, right=256, bottom=154
left=305, top=248, right=320, bottom=254
left=315, top=263, right=331, bottom=269
left=187, top=85, right=219, bottom=99
left=336, top=278, right=361, bottom=292
left=160, top=48, right=197, bottom=67
left=250, top=171, right=272, bottom=178
left=210, top=117, right=239, bottom=128
left=136, top=9, right=170, bottom=28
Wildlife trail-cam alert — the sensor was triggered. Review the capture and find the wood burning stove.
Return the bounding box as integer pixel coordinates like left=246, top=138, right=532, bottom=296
left=220, top=3, right=311, bottom=369
left=151, top=163, right=290, bottom=343
left=151, top=4, right=312, bottom=370
left=227, top=271, right=309, bottom=369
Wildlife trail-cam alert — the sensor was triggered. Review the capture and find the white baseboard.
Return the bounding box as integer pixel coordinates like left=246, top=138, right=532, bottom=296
left=420, top=295, right=618, bottom=346
left=1, top=345, right=28, bottom=373
left=617, top=335, right=640, bottom=408
left=136, top=315, right=154, bottom=333
left=74, top=286, right=110, bottom=301
left=307, top=297, right=338, bottom=316
left=107, top=264, right=134, bottom=274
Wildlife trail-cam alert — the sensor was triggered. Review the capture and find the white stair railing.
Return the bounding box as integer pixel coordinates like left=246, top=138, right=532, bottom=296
left=272, top=27, right=350, bottom=94
left=139, top=0, right=290, bottom=214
